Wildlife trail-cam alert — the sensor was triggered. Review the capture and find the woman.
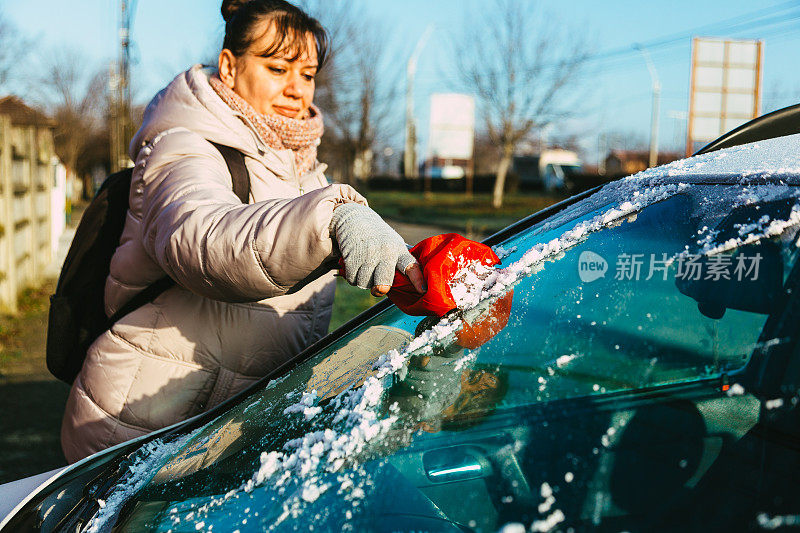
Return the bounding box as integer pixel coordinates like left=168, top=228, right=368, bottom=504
left=61, top=0, right=424, bottom=463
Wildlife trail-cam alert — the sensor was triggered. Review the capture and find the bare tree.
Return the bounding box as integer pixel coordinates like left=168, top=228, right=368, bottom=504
left=0, top=12, right=30, bottom=92
left=454, top=0, right=589, bottom=207
left=301, top=1, right=399, bottom=184
left=34, top=49, right=108, bottom=198
left=325, top=25, right=398, bottom=183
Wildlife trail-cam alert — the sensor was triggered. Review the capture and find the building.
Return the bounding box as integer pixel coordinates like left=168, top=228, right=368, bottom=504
left=604, top=150, right=683, bottom=176
left=0, top=96, right=62, bottom=312
left=0, top=96, right=53, bottom=129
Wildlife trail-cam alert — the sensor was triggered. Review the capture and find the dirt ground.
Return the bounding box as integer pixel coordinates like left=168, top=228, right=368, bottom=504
left=0, top=281, right=70, bottom=484
left=0, top=204, right=86, bottom=484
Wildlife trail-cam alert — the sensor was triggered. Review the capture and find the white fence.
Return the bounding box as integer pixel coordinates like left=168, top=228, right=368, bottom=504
left=0, top=114, right=56, bottom=314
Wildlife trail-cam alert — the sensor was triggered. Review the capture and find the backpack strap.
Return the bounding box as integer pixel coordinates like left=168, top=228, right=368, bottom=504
left=210, top=141, right=250, bottom=203
left=106, top=142, right=250, bottom=329
left=106, top=276, right=176, bottom=328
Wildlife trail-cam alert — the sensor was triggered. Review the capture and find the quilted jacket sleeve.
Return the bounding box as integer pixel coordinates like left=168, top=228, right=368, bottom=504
left=132, top=128, right=366, bottom=302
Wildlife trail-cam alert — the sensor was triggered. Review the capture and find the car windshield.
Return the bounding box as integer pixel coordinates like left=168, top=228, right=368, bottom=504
left=16, top=179, right=800, bottom=532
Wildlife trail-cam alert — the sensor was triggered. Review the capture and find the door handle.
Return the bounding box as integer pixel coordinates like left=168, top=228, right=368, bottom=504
left=423, top=447, right=491, bottom=483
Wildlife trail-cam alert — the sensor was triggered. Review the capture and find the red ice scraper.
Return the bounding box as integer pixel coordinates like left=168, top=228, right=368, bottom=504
left=387, top=233, right=513, bottom=348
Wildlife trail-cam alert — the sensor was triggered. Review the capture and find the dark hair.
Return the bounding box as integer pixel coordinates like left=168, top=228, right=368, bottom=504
left=221, top=0, right=329, bottom=69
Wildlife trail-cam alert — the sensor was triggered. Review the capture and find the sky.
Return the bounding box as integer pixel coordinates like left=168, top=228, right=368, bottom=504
left=4, top=0, right=800, bottom=166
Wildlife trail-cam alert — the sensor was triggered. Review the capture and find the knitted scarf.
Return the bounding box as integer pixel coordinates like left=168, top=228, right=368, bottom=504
left=209, top=74, right=323, bottom=176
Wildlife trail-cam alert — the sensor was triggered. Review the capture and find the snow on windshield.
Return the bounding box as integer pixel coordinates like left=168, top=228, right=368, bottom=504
left=84, top=431, right=199, bottom=533
left=144, top=180, right=696, bottom=529
left=80, top=138, right=800, bottom=531
left=700, top=201, right=800, bottom=256
left=248, top=181, right=696, bottom=504
left=240, top=173, right=800, bottom=528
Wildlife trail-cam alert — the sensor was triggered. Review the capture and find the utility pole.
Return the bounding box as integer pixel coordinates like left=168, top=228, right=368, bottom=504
left=110, top=0, right=136, bottom=174
left=598, top=132, right=606, bottom=175
left=404, top=24, right=433, bottom=182
left=634, top=44, right=661, bottom=169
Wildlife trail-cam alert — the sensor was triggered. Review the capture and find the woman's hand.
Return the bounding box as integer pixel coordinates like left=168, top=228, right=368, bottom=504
left=330, top=203, right=426, bottom=296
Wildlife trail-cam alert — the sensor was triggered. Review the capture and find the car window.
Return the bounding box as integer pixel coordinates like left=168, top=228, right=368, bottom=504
left=490, top=193, right=796, bottom=405
left=21, top=183, right=800, bottom=533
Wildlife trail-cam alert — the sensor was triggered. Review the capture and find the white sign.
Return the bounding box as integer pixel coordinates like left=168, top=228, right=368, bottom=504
left=428, top=93, right=475, bottom=160
left=687, top=38, right=762, bottom=150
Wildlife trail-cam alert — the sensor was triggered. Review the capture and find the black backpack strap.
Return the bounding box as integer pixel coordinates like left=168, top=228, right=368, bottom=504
left=210, top=141, right=250, bottom=203
left=106, top=276, right=175, bottom=328
left=108, top=142, right=250, bottom=327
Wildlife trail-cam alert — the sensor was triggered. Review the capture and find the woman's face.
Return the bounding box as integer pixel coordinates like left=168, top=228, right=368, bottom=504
left=218, top=21, right=317, bottom=119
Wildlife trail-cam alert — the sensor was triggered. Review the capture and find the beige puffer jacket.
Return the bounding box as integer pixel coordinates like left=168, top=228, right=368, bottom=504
left=61, top=65, right=366, bottom=463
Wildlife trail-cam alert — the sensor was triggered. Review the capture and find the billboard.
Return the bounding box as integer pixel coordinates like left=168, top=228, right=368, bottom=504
left=428, top=93, right=475, bottom=160
left=686, top=37, right=763, bottom=155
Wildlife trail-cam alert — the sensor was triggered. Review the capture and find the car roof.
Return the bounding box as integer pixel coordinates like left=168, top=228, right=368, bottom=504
left=628, top=132, right=800, bottom=186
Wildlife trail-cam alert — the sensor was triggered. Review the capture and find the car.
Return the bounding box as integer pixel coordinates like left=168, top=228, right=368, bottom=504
left=4, top=106, right=800, bottom=532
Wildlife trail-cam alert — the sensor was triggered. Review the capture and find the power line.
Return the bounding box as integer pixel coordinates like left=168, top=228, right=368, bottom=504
left=554, top=16, right=800, bottom=85
left=544, top=9, right=800, bottom=78
left=583, top=1, right=800, bottom=65
left=407, top=11, right=800, bottom=88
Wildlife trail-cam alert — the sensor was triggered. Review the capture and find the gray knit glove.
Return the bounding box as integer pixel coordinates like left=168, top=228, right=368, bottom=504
left=330, top=203, right=416, bottom=289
